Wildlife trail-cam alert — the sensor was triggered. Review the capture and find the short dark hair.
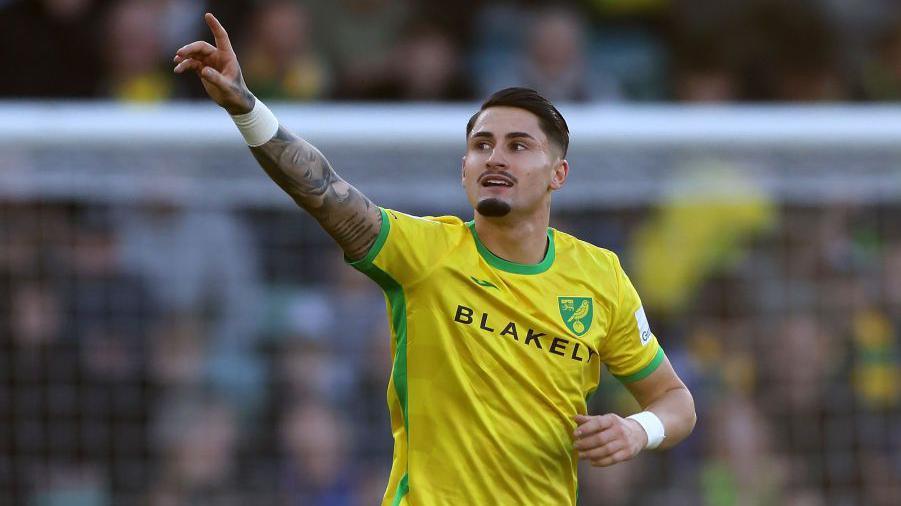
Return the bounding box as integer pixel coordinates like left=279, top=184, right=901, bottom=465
left=466, top=87, right=570, bottom=157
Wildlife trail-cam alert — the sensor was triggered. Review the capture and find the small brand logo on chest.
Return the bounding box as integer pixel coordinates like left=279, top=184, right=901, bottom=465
left=469, top=276, right=499, bottom=290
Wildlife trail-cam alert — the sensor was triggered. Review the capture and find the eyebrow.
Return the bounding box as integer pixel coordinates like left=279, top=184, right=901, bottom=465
left=470, top=131, right=538, bottom=141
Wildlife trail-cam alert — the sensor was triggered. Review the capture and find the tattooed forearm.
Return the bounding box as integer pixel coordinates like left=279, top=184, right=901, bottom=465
left=250, top=127, right=382, bottom=260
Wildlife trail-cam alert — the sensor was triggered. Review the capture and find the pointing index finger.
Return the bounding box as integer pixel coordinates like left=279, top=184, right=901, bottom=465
left=205, top=12, right=232, bottom=52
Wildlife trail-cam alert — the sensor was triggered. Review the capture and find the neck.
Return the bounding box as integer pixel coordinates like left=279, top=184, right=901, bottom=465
left=473, top=207, right=550, bottom=265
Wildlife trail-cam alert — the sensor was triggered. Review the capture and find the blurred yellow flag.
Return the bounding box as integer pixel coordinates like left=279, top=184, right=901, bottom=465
left=631, top=163, right=775, bottom=313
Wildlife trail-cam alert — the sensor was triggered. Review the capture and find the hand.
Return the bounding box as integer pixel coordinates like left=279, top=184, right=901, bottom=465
left=173, top=13, right=254, bottom=115
left=573, top=413, right=646, bottom=467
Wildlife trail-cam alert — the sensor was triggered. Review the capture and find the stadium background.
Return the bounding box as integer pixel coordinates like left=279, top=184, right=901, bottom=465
left=1, top=0, right=900, bottom=504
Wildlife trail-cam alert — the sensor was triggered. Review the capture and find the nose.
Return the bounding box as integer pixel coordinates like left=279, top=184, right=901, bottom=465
left=485, top=147, right=507, bottom=169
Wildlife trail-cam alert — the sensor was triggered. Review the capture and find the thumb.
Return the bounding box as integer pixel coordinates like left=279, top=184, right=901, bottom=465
left=200, top=66, right=230, bottom=88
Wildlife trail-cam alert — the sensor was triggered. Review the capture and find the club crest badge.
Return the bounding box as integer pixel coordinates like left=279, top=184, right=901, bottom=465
left=558, top=297, right=593, bottom=336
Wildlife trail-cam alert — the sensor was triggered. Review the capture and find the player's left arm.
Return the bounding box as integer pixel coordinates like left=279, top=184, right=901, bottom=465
left=573, top=356, right=695, bottom=467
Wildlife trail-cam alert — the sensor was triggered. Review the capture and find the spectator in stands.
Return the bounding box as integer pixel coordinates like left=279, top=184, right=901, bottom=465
left=274, top=336, right=355, bottom=408
left=862, top=18, right=901, bottom=101
left=756, top=314, right=861, bottom=501
left=102, top=0, right=173, bottom=102
left=148, top=313, right=207, bottom=388
left=361, top=22, right=473, bottom=100
left=308, top=0, right=409, bottom=99
left=242, top=0, right=332, bottom=101
left=700, top=396, right=785, bottom=504
left=0, top=201, right=68, bottom=293
left=477, top=6, right=621, bottom=102
left=262, top=248, right=386, bottom=391
left=740, top=0, right=849, bottom=101
left=672, top=58, right=740, bottom=103
left=668, top=0, right=743, bottom=102
left=279, top=400, right=358, bottom=505
left=1, top=275, right=79, bottom=504
left=0, top=204, right=48, bottom=500
left=115, top=189, right=265, bottom=414
left=148, top=392, right=242, bottom=505
left=0, top=203, right=119, bottom=503
left=64, top=208, right=154, bottom=374
left=0, top=0, right=103, bottom=97
left=59, top=207, right=158, bottom=497
left=759, top=316, right=834, bottom=413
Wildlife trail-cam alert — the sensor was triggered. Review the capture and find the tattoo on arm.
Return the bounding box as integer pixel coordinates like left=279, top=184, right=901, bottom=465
left=250, top=127, right=381, bottom=260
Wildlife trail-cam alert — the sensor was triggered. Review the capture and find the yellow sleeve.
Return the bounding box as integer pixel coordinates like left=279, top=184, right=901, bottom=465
left=347, top=207, right=459, bottom=286
left=598, top=252, right=665, bottom=383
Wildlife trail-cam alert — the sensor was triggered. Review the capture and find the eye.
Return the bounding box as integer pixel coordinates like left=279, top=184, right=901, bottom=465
left=476, top=141, right=491, bottom=150
left=511, top=142, right=527, bottom=151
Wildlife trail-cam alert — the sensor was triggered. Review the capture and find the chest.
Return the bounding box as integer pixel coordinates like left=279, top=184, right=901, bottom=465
left=408, top=261, right=613, bottom=374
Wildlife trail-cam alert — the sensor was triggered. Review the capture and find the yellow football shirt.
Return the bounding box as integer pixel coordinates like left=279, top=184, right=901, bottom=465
left=349, top=208, right=665, bottom=506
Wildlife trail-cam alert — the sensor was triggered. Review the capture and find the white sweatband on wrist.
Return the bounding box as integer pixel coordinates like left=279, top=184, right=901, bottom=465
left=230, top=98, right=279, bottom=147
left=627, top=411, right=665, bottom=449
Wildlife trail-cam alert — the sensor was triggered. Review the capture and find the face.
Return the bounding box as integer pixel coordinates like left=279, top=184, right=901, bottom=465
left=462, top=106, right=568, bottom=220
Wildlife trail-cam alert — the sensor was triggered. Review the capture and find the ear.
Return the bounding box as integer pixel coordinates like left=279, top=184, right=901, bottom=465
left=549, top=158, right=569, bottom=190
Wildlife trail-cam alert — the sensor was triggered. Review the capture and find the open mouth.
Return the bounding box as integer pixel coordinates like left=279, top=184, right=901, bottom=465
left=479, top=174, right=515, bottom=188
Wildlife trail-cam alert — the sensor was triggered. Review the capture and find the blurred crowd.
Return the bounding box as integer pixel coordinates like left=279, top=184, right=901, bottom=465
left=3, top=2, right=901, bottom=504
left=4, top=0, right=901, bottom=103
left=1, top=194, right=899, bottom=505
left=0, top=200, right=393, bottom=505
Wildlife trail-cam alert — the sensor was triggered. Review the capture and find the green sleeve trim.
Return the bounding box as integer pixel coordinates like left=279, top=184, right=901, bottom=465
left=465, top=221, right=555, bottom=274
left=346, top=207, right=391, bottom=267
left=391, top=473, right=410, bottom=505
left=614, top=347, right=665, bottom=383
left=349, top=245, right=410, bottom=503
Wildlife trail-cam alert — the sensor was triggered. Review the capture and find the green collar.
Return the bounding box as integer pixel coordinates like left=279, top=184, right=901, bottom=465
left=465, top=221, right=555, bottom=275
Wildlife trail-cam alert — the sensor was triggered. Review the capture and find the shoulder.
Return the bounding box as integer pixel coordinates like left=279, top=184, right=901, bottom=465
left=381, top=208, right=469, bottom=243
left=384, top=208, right=465, bottom=228
left=552, top=227, right=622, bottom=271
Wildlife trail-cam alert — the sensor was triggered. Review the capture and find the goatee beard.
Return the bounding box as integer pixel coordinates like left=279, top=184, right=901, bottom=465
left=477, top=198, right=511, bottom=217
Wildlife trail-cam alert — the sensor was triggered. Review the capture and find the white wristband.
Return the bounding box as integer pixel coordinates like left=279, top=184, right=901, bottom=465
left=230, top=98, right=279, bottom=147
left=627, top=411, right=665, bottom=449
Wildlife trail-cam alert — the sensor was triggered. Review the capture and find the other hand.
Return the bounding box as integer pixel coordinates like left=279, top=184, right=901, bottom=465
left=573, top=413, right=646, bottom=467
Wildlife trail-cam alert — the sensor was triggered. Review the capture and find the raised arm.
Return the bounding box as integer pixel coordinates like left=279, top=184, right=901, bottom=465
left=173, top=13, right=381, bottom=260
